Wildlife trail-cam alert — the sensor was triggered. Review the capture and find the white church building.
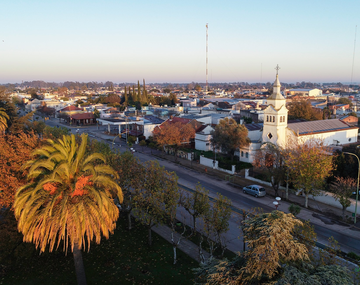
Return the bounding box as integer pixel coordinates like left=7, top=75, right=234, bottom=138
left=239, top=71, right=359, bottom=163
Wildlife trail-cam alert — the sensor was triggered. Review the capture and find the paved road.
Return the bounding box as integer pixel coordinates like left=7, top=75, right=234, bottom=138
left=42, top=119, right=360, bottom=255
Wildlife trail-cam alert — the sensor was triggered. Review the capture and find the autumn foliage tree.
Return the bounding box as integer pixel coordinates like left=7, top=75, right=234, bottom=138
left=253, top=142, right=285, bottom=197
left=0, top=131, right=40, bottom=209
left=210, top=118, right=250, bottom=161
left=288, top=99, right=323, bottom=121
left=284, top=139, right=334, bottom=208
left=152, top=121, right=195, bottom=159
left=241, top=211, right=309, bottom=282
left=330, top=176, right=357, bottom=219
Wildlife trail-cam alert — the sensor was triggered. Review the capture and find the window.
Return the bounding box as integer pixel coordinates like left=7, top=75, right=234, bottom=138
left=241, top=151, right=244, bottom=157
left=267, top=116, right=269, bottom=122
left=349, top=138, right=352, bottom=142
left=273, top=116, right=275, bottom=122
left=280, top=116, right=282, bottom=123
left=245, top=152, right=248, bottom=158
left=267, top=133, right=273, bottom=139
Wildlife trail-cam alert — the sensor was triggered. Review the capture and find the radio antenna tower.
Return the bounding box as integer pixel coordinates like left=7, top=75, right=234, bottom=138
left=206, top=23, right=208, bottom=93
left=351, top=25, right=357, bottom=86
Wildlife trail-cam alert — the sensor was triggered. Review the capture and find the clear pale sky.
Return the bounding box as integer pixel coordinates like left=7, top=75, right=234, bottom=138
left=0, top=0, right=359, bottom=84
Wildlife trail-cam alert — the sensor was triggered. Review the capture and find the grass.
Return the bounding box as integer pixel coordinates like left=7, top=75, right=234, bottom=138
left=1, top=215, right=197, bottom=285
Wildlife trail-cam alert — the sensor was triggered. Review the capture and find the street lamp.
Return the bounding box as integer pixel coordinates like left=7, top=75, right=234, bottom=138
left=343, top=151, right=359, bottom=224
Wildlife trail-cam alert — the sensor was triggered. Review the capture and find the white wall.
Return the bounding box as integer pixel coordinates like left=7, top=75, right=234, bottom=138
left=291, top=128, right=359, bottom=146
left=195, top=133, right=212, bottom=151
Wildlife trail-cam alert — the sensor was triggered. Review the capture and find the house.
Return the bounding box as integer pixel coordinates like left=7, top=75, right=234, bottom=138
left=69, top=113, right=97, bottom=126
left=195, top=125, right=214, bottom=151
left=340, top=115, right=358, bottom=126
left=286, top=88, right=322, bottom=97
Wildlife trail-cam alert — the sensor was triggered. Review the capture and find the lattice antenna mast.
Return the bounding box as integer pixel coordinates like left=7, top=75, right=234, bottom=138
left=351, top=25, right=357, bottom=86
left=206, top=23, right=208, bottom=93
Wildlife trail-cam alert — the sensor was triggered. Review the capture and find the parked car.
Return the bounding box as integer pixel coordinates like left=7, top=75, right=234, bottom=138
left=243, top=185, right=266, bottom=198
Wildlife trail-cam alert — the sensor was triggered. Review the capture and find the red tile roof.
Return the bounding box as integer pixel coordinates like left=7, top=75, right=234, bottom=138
left=70, top=113, right=95, bottom=120
left=61, top=105, right=83, bottom=112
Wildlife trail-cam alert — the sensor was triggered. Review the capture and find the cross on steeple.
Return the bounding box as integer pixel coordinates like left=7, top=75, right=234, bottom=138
left=275, top=64, right=280, bottom=75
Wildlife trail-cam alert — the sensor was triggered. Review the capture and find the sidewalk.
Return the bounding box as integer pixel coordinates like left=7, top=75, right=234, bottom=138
left=151, top=224, right=210, bottom=263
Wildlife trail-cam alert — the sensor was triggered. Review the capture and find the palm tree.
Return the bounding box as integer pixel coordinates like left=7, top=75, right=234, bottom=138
left=0, top=107, right=9, bottom=133
left=14, top=133, right=123, bottom=285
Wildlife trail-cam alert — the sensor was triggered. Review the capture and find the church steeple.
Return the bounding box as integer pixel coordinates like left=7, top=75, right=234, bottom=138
left=267, top=64, right=285, bottom=109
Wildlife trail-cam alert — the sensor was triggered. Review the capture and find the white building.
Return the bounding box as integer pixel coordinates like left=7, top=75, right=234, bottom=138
left=195, top=125, right=215, bottom=151
left=239, top=72, right=358, bottom=163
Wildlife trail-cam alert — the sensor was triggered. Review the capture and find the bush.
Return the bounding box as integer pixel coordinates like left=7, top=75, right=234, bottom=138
left=289, top=204, right=301, bottom=216
left=347, top=252, right=360, bottom=261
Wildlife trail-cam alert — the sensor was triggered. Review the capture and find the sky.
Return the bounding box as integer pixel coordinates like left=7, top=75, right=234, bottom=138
left=0, top=0, right=359, bottom=84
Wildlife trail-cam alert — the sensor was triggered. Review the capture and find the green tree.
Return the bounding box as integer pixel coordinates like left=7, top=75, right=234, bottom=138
left=201, top=193, right=232, bottom=260
left=210, top=118, right=250, bottom=161
left=337, top=97, right=353, bottom=107
left=14, top=133, right=123, bottom=285
left=93, top=108, right=100, bottom=119
left=133, top=161, right=178, bottom=246
left=180, top=183, right=210, bottom=236
left=108, top=151, right=144, bottom=230
left=284, top=139, right=334, bottom=208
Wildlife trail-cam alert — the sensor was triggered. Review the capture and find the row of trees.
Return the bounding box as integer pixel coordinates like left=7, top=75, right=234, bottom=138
left=253, top=138, right=358, bottom=218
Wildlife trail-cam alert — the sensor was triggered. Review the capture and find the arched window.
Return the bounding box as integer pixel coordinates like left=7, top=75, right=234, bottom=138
left=267, top=116, right=269, bottom=122
left=280, top=116, right=283, bottom=123
left=273, top=116, right=275, bottom=122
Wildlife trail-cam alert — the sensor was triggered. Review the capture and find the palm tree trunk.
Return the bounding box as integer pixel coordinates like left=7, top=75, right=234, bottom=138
left=128, top=212, right=132, bottom=230
left=148, top=228, right=152, bottom=246
left=73, top=242, right=87, bottom=285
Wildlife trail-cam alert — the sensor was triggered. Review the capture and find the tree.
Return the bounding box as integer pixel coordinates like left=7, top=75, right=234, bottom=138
left=0, top=131, right=40, bottom=209
left=284, top=139, right=334, bottom=208
left=133, top=161, right=178, bottom=246
left=93, top=108, right=100, bottom=119
left=253, top=142, right=285, bottom=197
left=152, top=121, right=195, bottom=160
left=210, top=118, right=250, bottom=161
left=14, top=133, right=123, bottom=285
left=241, top=211, right=309, bottom=282
left=180, top=183, right=210, bottom=236
left=201, top=193, right=232, bottom=260
left=337, top=97, right=353, bottom=107
left=0, top=107, right=9, bottom=133
left=330, top=176, right=357, bottom=219
left=108, top=151, right=144, bottom=230
left=288, top=99, right=323, bottom=121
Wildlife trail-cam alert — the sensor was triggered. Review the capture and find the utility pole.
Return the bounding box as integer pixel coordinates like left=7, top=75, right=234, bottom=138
left=206, top=23, right=208, bottom=93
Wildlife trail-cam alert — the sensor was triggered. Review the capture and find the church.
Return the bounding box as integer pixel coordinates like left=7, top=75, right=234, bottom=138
left=239, top=68, right=359, bottom=163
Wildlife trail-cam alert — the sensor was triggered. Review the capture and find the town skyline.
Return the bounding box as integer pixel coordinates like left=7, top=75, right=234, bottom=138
left=1, top=0, right=359, bottom=84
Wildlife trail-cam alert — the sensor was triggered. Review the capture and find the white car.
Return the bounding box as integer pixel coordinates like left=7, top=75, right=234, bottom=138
left=243, top=185, right=266, bottom=198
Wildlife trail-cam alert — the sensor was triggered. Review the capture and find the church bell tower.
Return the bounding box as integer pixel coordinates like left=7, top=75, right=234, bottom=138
left=262, top=65, right=288, bottom=147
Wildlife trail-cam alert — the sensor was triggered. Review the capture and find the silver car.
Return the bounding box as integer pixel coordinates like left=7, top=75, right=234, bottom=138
left=243, top=185, right=266, bottom=198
